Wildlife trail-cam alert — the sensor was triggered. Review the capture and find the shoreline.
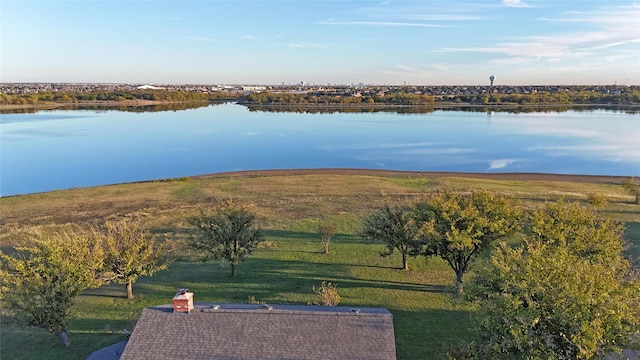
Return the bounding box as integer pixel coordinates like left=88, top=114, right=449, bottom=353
left=2, top=169, right=627, bottom=198
left=1, top=100, right=639, bottom=112
left=192, top=168, right=626, bottom=184
left=0, top=99, right=206, bottom=111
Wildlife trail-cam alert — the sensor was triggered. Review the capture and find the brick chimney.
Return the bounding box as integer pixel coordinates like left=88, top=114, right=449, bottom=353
left=172, top=288, right=194, bottom=313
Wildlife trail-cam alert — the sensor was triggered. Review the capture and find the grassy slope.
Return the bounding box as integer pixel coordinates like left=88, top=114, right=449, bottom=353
left=1, top=173, right=638, bottom=360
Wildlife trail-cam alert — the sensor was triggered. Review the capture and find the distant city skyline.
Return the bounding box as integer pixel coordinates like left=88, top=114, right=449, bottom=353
left=1, top=0, right=638, bottom=85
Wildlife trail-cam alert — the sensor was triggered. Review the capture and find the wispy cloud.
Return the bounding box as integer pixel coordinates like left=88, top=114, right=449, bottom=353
left=183, top=36, right=218, bottom=42
left=381, top=64, right=433, bottom=79
left=288, top=42, right=329, bottom=49
left=393, top=64, right=427, bottom=73
left=453, top=33, right=635, bottom=58
left=400, top=14, right=483, bottom=21
left=501, top=0, right=532, bottom=8
left=437, top=4, right=640, bottom=65
left=317, top=2, right=484, bottom=32
left=357, top=3, right=485, bottom=22
left=318, top=18, right=446, bottom=28
left=542, top=4, right=640, bottom=25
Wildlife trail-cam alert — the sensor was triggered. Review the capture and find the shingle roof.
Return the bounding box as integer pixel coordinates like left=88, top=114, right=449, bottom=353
left=120, top=303, right=396, bottom=360
left=86, top=340, right=127, bottom=360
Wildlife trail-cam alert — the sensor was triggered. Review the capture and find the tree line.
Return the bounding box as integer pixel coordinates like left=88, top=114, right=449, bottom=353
left=447, top=89, right=640, bottom=105
left=0, top=90, right=240, bottom=106
left=0, top=102, right=215, bottom=114
left=240, top=89, right=640, bottom=106
left=240, top=91, right=435, bottom=106
left=3, top=88, right=639, bottom=107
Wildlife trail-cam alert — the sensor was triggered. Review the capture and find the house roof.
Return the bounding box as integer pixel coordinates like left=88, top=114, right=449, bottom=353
left=120, top=303, right=396, bottom=360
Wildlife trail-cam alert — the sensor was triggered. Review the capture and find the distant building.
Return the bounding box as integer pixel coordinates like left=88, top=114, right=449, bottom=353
left=242, top=85, right=267, bottom=92
left=136, top=85, right=164, bottom=90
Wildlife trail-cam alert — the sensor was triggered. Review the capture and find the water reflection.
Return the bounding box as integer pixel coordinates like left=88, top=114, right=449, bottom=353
left=246, top=105, right=435, bottom=114
left=1, top=103, right=638, bottom=196
left=247, top=104, right=639, bottom=115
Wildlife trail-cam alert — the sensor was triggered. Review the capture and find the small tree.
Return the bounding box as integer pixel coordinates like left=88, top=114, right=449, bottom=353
left=415, top=189, right=523, bottom=295
left=468, top=201, right=640, bottom=359
left=316, top=222, right=336, bottom=254
left=312, top=281, right=341, bottom=306
left=0, top=227, right=104, bottom=347
left=359, top=204, right=422, bottom=271
left=586, top=191, right=608, bottom=207
left=622, top=176, right=640, bottom=204
left=189, top=204, right=264, bottom=276
left=101, top=218, right=170, bottom=300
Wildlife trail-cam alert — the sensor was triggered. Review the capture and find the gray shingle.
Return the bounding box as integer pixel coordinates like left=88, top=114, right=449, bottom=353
left=120, top=303, right=396, bottom=360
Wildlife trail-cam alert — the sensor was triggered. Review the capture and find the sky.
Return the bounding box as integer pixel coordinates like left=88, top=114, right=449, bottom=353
left=1, top=0, right=639, bottom=85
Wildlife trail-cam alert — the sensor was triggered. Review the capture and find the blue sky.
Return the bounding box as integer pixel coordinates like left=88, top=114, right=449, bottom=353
left=1, top=0, right=638, bottom=85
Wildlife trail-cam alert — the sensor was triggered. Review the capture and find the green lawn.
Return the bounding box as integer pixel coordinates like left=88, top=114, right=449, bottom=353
left=1, top=173, right=638, bottom=359
left=1, top=232, right=477, bottom=360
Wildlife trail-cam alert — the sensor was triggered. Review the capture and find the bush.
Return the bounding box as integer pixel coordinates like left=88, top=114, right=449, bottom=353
left=316, top=222, right=336, bottom=254
left=311, top=281, right=341, bottom=306
left=586, top=192, right=608, bottom=207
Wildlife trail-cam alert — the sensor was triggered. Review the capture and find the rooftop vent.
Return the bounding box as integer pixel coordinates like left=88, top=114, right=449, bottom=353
left=172, top=288, right=194, bottom=313
left=201, top=304, right=220, bottom=313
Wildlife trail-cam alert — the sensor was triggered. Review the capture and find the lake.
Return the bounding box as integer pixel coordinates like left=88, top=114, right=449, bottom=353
left=1, top=103, right=639, bottom=196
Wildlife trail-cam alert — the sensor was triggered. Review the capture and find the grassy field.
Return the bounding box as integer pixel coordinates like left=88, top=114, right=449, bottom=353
left=1, top=171, right=638, bottom=359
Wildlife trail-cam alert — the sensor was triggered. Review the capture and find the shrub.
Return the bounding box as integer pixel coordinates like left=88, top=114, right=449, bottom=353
left=586, top=192, right=608, bottom=207
left=316, top=222, right=336, bottom=254
left=311, top=281, right=341, bottom=306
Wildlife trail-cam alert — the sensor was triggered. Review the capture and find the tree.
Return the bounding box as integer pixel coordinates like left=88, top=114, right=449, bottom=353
left=414, top=189, right=523, bottom=295
left=0, top=227, right=105, bottom=347
left=622, top=176, right=640, bottom=204
left=316, top=222, right=336, bottom=255
left=468, top=201, right=640, bottom=359
left=359, top=204, right=422, bottom=271
left=101, top=218, right=170, bottom=300
left=189, top=204, right=264, bottom=276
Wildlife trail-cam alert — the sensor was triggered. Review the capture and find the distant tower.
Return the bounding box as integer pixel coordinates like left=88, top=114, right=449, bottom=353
left=489, top=75, right=496, bottom=87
